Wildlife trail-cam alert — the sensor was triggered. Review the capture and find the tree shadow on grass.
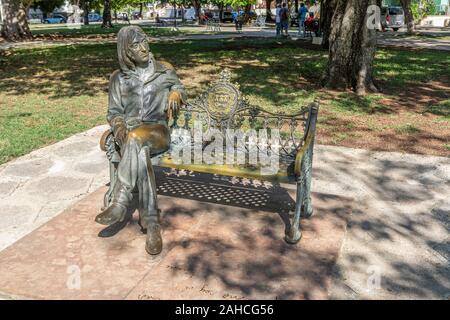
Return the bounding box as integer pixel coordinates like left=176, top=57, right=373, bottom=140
left=1, top=38, right=448, bottom=115
left=0, top=43, right=116, bottom=98
left=0, top=38, right=327, bottom=108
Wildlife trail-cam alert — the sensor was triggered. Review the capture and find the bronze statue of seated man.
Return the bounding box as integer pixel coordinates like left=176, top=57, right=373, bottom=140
left=95, top=26, right=186, bottom=255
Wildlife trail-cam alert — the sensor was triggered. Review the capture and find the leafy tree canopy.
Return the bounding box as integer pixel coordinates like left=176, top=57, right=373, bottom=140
left=30, top=0, right=66, bottom=14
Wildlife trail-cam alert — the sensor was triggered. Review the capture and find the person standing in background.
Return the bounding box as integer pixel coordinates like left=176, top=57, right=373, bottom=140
left=275, top=4, right=282, bottom=36
left=298, top=2, right=308, bottom=36
left=280, top=2, right=289, bottom=37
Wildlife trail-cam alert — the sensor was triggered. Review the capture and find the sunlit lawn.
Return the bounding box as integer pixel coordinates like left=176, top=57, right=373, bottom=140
left=1, top=37, right=449, bottom=164
left=29, top=23, right=212, bottom=38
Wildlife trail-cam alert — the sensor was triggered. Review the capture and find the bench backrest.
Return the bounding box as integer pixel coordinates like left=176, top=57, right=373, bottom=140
left=170, top=69, right=319, bottom=165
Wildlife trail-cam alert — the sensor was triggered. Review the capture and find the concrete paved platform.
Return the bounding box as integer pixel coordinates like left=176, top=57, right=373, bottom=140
left=0, top=126, right=109, bottom=253
left=0, top=125, right=448, bottom=299
left=0, top=179, right=351, bottom=300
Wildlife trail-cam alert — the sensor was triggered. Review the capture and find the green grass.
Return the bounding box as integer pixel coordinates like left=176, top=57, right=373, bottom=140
left=29, top=24, right=201, bottom=38
left=329, top=93, right=390, bottom=114
left=416, top=35, right=450, bottom=41
left=375, top=48, right=450, bottom=87
left=385, top=32, right=450, bottom=40
left=1, top=37, right=449, bottom=164
left=0, top=95, right=104, bottom=162
left=393, top=124, right=420, bottom=134
left=425, top=99, right=450, bottom=120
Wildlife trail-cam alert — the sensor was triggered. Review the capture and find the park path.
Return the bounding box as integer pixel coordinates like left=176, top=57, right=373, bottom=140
left=0, top=125, right=448, bottom=299
left=1, top=26, right=450, bottom=51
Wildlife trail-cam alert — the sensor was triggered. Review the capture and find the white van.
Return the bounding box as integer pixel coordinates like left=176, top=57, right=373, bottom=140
left=381, top=6, right=405, bottom=31
left=162, top=8, right=196, bottom=20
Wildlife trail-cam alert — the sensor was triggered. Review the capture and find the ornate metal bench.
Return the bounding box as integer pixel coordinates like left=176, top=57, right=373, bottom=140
left=100, top=69, right=319, bottom=244
left=205, top=19, right=221, bottom=32
left=253, top=15, right=266, bottom=28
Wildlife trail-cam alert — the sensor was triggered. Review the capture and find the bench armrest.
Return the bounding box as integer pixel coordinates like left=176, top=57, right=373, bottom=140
left=294, top=101, right=319, bottom=177
left=294, top=130, right=314, bottom=177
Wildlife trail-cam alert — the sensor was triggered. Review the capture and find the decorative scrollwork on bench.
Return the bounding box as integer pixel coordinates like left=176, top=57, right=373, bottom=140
left=170, top=69, right=315, bottom=164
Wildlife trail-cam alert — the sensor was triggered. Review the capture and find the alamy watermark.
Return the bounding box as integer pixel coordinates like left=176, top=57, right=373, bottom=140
left=66, top=264, right=81, bottom=290
left=366, top=265, right=382, bottom=293
left=366, top=5, right=382, bottom=30
left=170, top=121, right=281, bottom=175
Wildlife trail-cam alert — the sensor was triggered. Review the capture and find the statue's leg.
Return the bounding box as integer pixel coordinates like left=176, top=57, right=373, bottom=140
left=137, top=124, right=170, bottom=255
left=99, top=123, right=168, bottom=252
left=103, top=161, right=117, bottom=210
left=95, top=137, right=141, bottom=226
left=137, top=146, right=162, bottom=255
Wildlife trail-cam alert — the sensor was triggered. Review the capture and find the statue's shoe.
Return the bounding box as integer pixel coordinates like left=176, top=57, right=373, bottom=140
left=95, top=203, right=127, bottom=226
left=97, top=210, right=132, bottom=238
left=145, top=224, right=163, bottom=255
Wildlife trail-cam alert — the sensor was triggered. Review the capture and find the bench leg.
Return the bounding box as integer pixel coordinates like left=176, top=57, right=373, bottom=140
left=301, top=166, right=314, bottom=218
left=285, top=180, right=304, bottom=244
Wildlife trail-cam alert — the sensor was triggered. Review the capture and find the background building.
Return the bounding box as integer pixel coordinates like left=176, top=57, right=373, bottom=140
left=383, top=0, right=449, bottom=15
left=434, top=0, right=450, bottom=14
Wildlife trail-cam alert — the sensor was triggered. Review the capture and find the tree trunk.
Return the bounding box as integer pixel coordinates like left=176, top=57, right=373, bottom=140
left=1, top=0, right=32, bottom=41
left=192, top=0, right=201, bottom=24
left=102, top=0, right=113, bottom=28
left=323, top=0, right=378, bottom=95
left=244, top=4, right=252, bottom=14
left=320, top=0, right=338, bottom=49
left=181, top=5, right=185, bottom=23
left=400, top=0, right=415, bottom=34
left=265, top=0, right=273, bottom=22
left=172, top=2, right=177, bottom=29
left=82, top=0, right=89, bottom=25
left=139, top=3, right=143, bottom=19
left=219, top=3, right=224, bottom=22
left=244, top=4, right=252, bottom=23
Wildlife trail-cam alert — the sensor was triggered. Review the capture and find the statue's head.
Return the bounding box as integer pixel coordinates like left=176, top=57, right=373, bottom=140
left=117, top=26, right=151, bottom=73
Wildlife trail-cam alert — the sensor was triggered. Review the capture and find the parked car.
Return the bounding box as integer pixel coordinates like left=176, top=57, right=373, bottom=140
left=222, top=11, right=234, bottom=22
left=28, top=18, right=42, bottom=24
left=43, top=14, right=67, bottom=24
left=381, top=6, right=405, bottom=31
left=87, top=13, right=102, bottom=22
left=131, top=12, right=142, bottom=20
left=116, top=13, right=130, bottom=21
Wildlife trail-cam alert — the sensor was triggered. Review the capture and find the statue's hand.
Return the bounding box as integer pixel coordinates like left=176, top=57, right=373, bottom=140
left=115, top=124, right=128, bottom=148
left=111, top=118, right=127, bottom=148
left=167, top=90, right=183, bottom=120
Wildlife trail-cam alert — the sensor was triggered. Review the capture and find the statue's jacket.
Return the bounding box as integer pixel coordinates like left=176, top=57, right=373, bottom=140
left=107, top=59, right=186, bottom=130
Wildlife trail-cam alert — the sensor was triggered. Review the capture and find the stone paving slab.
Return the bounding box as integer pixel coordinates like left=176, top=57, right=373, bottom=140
left=0, top=125, right=110, bottom=252
left=314, top=146, right=450, bottom=300
left=0, top=183, right=351, bottom=300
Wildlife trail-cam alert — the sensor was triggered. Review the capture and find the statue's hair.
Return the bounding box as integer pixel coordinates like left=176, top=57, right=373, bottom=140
left=117, top=26, right=147, bottom=74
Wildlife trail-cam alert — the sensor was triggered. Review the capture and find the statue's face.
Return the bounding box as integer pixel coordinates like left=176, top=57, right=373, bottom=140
left=128, top=31, right=150, bottom=67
